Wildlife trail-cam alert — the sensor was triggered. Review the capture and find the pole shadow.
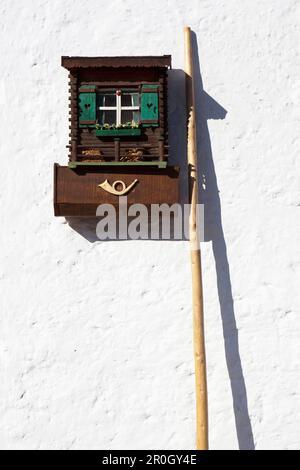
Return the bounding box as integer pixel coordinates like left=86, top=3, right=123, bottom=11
left=189, top=31, right=255, bottom=449
left=60, top=43, right=255, bottom=448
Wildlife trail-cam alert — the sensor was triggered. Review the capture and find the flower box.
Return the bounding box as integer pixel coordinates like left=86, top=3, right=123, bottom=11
left=96, top=128, right=141, bottom=137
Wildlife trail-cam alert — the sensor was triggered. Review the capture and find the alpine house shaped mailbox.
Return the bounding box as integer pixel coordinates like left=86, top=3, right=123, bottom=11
left=54, top=55, right=180, bottom=216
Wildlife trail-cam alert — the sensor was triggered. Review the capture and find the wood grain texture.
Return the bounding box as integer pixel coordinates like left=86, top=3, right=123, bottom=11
left=68, top=71, right=78, bottom=161
left=67, top=65, right=169, bottom=163
left=54, top=164, right=179, bottom=216
left=61, top=55, right=171, bottom=69
left=184, top=26, right=208, bottom=451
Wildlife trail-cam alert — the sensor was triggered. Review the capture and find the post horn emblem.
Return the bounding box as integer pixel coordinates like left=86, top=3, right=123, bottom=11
left=98, top=179, right=138, bottom=196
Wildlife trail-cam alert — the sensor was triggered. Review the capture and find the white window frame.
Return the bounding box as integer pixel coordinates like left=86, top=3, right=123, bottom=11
left=98, top=90, right=140, bottom=126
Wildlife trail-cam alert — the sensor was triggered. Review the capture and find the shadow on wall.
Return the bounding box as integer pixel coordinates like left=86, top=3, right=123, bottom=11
left=191, top=31, right=255, bottom=450
left=65, top=40, right=255, bottom=449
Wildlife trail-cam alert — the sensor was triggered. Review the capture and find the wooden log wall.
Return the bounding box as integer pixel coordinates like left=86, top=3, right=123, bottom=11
left=68, top=67, right=169, bottom=164
left=68, top=71, right=78, bottom=161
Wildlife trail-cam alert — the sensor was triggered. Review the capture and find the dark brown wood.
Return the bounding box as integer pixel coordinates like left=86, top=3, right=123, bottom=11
left=62, top=55, right=171, bottom=70
left=159, top=139, right=164, bottom=161
left=68, top=71, right=78, bottom=161
left=77, top=126, right=165, bottom=161
left=78, top=87, right=96, bottom=93
left=142, top=86, right=160, bottom=92
left=80, top=120, right=96, bottom=125
left=55, top=55, right=176, bottom=214
left=54, top=164, right=180, bottom=216
left=71, top=141, right=76, bottom=162
left=54, top=163, right=59, bottom=215
left=69, top=64, right=169, bottom=163
left=114, top=139, right=120, bottom=162
left=78, top=68, right=160, bottom=83
left=76, top=143, right=169, bottom=149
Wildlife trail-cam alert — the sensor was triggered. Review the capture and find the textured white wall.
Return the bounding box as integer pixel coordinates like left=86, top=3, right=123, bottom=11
left=0, top=0, right=299, bottom=450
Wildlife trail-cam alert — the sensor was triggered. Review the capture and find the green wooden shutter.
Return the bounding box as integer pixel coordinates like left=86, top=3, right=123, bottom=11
left=78, top=85, right=96, bottom=127
left=141, top=85, right=159, bottom=127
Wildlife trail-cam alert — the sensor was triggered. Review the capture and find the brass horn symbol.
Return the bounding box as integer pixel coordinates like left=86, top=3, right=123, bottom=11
left=98, top=179, right=138, bottom=196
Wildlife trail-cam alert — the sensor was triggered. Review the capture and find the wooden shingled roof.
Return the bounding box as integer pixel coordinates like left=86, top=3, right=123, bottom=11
left=61, top=55, right=172, bottom=69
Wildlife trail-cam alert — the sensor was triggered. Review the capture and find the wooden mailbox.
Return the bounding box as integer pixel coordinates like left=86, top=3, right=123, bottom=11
left=54, top=55, right=179, bottom=216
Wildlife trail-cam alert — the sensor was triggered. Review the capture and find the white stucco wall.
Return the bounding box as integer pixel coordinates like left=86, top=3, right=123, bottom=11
left=1, top=0, right=299, bottom=450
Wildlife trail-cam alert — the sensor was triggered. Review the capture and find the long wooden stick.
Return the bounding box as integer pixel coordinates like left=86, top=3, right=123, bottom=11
left=184, top=26, right=209, bottom=450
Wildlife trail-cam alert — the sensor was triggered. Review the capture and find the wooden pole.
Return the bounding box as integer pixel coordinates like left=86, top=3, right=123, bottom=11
left=184, top=26, right=209, bottom=450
